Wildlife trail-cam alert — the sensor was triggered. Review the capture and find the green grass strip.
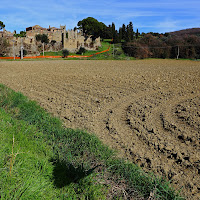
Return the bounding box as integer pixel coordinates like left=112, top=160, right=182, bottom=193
left=0, top=84, right=184, bottom=199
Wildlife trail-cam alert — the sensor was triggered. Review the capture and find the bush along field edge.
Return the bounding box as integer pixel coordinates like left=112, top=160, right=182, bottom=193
left=0, top=84, right=184, bottom=199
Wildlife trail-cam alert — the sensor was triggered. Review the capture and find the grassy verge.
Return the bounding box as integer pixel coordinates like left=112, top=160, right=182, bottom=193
left=2, top=40, right=199, bottom=61
left=40, top=41, right=111, bottom=57
left=0, top=84, right=184, bottom=199
left=87, top=42, right=133, bottom=60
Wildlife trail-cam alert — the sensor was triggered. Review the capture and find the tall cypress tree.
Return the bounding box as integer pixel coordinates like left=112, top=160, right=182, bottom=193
left=122, top=24, right=126, bottom=40
left=112, top=22, right=119, bottom=43
left=119, top=27, right=122, bottom=42
left=112, top=22, right=116, bottom=40
left=128, top=21, right=134, bottom=41
left=126, top=24, right=130, bottom=42
left=136, top=28, right=139, bottom=39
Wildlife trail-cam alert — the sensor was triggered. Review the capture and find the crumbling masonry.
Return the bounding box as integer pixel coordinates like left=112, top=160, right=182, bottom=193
left=0, top=25, right=101, bottom=56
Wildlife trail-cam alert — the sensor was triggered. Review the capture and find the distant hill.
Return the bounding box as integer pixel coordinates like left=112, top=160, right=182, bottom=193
left=169, top=28, right=200, bottom=36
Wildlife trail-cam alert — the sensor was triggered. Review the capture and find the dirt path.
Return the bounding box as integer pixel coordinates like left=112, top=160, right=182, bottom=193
left=0, top=60, right=199, bottom=199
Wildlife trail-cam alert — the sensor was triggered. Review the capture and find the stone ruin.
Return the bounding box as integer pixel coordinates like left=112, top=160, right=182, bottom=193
left=0, top=25, right=101, bottom=56
left=64, top=29, right=101, bottom=52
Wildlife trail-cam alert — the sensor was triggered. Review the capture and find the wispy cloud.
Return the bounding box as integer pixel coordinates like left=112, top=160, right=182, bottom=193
left=0, top=0, right=200, bottom=33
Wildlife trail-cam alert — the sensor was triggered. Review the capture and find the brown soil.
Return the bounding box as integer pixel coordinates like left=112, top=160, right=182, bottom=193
left=0, top=60, right=199, bottom=199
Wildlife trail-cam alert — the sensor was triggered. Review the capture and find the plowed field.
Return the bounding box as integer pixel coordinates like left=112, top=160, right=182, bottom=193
left=0, top=60, right=199, bottom=199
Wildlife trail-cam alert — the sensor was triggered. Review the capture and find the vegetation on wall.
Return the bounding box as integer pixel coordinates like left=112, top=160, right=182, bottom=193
left=14, top=31, right=26, bottom=38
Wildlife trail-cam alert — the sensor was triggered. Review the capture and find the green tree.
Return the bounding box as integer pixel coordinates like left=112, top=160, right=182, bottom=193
left=125, top=22, right=134, bottom=42
left=129, top=22, right=134, bottom=41
left=41, top=34, right=49, bottom=43
left=102, top=25, right=112, bottom=39
left=111, top=22, right=119, bottom=43
left=111, top=22, right=116, bottom=39
left=136, top=29, right=139, bottom=39
left=77, top=17, right=107, bottom=40
left=119, top=27, right=122, bottom=42
left=0, top=21, right=5, bottom=30
left=125, top=25, right=130, bottom=42
left=122, top=24, right=126, bottom=40
left=35, top=34, right=49, bottom=44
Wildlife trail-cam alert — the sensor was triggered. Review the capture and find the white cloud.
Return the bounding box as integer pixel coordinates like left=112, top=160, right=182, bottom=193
left=0, top=0, right=200, bottom=33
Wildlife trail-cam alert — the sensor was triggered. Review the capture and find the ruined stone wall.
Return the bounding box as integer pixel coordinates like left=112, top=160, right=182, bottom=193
left=0, top=32, right=3, bottom=38
left=6, top=36, right=39, bottom=57
left=0, top=29, right=14, bottom=38
left=26, top=26, right=101, bottom=52
left=26, top=28, right=49, bottom=38
left=26, top=25, right=65, bottom=43
left=1, top=25, right=101, bottom=56
left=51, top=31, right=62, bottom=42
left=64, top=29, right=101, bottom=52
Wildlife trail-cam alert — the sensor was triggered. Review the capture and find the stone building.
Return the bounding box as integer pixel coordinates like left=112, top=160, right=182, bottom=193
left=0, top=28, right=14, bottom=38
left=1, top=24, right=101, bottom=56
left=0, top=28, right=40, bottom=56
left=25, top=25, right=101, bottom=52
left=26, top=25, right=65, bottom=44
left=64, top=29, right=101, bottom=52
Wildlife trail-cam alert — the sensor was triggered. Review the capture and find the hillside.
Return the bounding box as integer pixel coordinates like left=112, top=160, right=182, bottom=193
left=169, top=28, right=200, bottom=36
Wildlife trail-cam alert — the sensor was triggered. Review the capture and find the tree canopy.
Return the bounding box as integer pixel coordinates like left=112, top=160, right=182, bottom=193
left=35, top=34, right=49, bottom=44
left=0, top=21, right=5, bottom=30
left=77, top=17, right=107, bottom=40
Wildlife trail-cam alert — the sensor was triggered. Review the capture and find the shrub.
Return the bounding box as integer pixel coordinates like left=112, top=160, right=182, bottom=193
left=122, top=42, right=151, bottom=59
left=114, top=49, right=123, bottom=56
left=76, top=47, right=86, bottom=55
left=62, top=49, right=69, bottom=57
left=122, top=33, right=200, bottom=59
left=14, top=31, right=26, bottom=38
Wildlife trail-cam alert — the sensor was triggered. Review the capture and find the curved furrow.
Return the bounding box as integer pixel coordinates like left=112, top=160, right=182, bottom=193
left=1, top=60, right=200, bottom=199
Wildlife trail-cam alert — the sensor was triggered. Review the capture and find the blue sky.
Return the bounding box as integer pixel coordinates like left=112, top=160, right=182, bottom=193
left=0, top=0, right=200, bottom=33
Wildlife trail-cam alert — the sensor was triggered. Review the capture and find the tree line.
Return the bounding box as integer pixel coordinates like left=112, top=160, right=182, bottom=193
left=122, top=34, right=200, bottom=59
left=77, top=17, right=200, bottom=59
left=1, top=18, right=200, bottom=59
